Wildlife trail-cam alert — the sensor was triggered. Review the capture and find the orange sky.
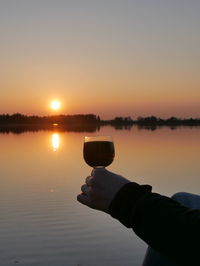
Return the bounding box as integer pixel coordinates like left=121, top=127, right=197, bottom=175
left=0, top=1, right=199, bottom=119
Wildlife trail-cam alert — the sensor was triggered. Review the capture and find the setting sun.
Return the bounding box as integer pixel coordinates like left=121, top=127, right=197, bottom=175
left=50, top=100, right=61, bottom=111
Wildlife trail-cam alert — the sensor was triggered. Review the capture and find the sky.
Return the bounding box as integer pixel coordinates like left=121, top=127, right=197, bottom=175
left=0, top=0, right=199, bottom=119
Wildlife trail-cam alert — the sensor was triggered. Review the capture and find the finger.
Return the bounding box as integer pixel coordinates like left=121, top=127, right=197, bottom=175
left=81, top=184, right=91, bottom=194
left=77, top=193, right=91, bottom=207
left=85, top=176, right=93, bottom=186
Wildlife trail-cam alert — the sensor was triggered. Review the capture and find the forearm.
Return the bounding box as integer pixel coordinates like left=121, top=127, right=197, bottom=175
left=109, top=183, right=200, bottom=265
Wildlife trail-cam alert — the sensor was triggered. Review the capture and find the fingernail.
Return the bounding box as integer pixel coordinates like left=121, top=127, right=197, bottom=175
left=91, top=169, right=95, bottom=175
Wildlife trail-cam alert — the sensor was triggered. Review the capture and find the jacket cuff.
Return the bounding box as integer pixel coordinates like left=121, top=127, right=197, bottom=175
left=109, top=182, right=152, bottom=227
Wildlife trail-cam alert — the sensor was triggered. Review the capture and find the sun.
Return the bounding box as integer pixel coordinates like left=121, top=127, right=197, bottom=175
left=50, top=100, right=61, bottom=111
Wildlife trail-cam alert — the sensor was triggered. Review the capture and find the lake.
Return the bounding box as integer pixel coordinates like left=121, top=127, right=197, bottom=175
left=0, top=126, right=199, bottom=266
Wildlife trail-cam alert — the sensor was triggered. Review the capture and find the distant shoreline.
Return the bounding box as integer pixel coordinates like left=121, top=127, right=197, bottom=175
left=0, top=113, right=199, bottom=124
left=0, top=114, right=200, bottom=134
left=0, top=113, right=200, bottom=134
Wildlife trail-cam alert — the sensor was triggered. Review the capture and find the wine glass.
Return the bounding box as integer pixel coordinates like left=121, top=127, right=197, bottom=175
left=83, top=136, right=115, bottom=168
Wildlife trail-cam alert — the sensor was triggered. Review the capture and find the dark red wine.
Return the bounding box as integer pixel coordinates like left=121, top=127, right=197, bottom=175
left=83, top=141, right=115, bottom=167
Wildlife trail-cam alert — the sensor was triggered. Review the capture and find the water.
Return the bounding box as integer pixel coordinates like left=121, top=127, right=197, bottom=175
left=0, top=126, right=199, bottom=265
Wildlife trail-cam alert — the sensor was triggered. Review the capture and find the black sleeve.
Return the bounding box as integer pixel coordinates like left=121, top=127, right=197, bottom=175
left=109, top=182, right=200, bottom=266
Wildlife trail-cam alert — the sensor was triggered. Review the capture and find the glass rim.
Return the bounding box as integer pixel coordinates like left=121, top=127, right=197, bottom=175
left=84, top=135, right=113, bottom=142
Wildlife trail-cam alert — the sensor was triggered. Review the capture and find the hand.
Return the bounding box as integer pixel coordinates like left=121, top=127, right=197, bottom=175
left=77, top=168, right=130, bottom=213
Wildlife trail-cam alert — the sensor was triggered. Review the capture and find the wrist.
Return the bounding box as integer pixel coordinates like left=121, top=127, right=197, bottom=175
left=109, top=182, right=152, bottom=227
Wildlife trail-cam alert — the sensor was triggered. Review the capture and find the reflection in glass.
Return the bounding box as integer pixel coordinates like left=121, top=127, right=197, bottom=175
left=52, top=133, right=60, bottom=151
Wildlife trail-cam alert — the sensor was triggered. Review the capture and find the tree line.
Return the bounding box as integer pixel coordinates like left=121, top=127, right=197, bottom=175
left=0, top=113, right=199, bottom=126
left=0, top=113, right=100, bottom=124
left=103, top=116, right=200, bottom=126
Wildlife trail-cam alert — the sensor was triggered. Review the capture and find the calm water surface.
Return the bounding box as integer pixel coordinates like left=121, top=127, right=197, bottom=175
left=0, top=126, right=199, bottom=266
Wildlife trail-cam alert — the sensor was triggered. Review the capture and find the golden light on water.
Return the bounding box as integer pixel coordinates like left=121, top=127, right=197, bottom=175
left=50, top=100, right=61, bottom=111
left=52, top=133, right=60, bottom=151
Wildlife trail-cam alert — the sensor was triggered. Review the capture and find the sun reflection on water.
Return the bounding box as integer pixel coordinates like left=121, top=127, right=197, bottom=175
left=52, top=133, right=60, bottom=151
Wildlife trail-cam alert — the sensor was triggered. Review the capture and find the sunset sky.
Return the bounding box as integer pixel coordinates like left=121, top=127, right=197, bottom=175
left=0, top=0, right=199, bottom=119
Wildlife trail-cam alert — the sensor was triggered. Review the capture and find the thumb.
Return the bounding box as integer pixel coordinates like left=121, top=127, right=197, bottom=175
left=92, top=167, right=108, bottom=176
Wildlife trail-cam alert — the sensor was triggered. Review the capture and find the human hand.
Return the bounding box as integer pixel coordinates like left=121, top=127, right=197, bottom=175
left=77, top=168, right=130, bottom=213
